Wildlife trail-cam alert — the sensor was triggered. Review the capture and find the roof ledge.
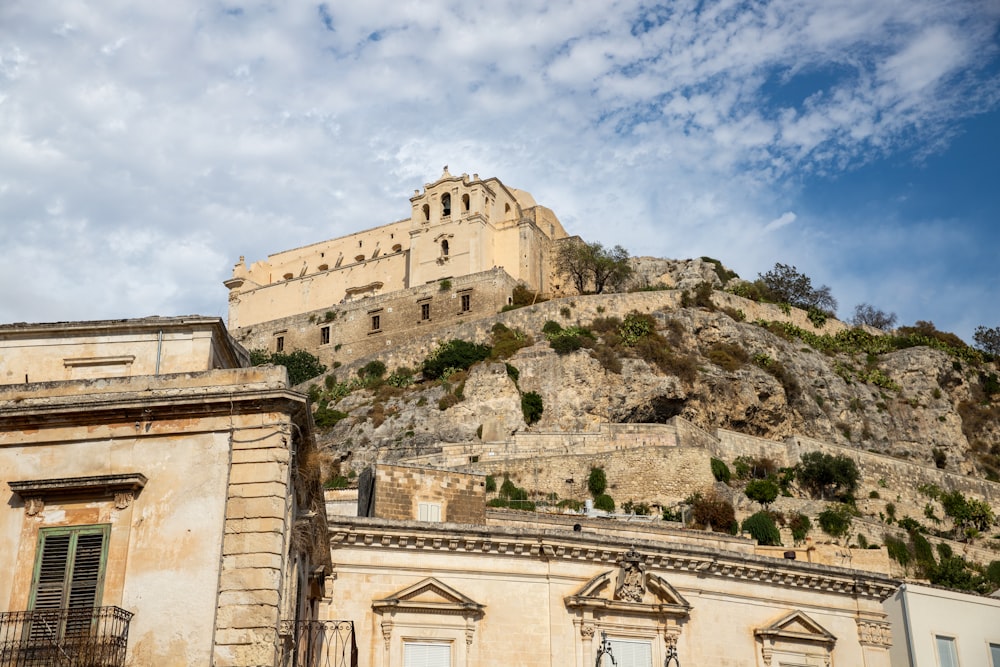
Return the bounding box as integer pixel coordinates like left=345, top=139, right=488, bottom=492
left=9, top=473, right=148, bottom=502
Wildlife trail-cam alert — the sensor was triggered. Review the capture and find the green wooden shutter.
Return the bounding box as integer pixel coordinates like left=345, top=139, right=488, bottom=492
left=29, top=525, right=110, bottom=612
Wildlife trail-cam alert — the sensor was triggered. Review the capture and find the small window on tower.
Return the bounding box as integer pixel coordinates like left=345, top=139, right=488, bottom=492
left=320, top=326, right=330, bottom=345
left=441, top=239, right=449, bottom=256
left=422, top=204, right=430, bottom=221
left=421, top=303, right=430, bottom=321
left=461, top=294, right=471, bottom=312
left=462, top=193, right=470, bottom=212
left=441, top=193, right=451, bottom=217
left=371, top=315, right=381, bottom=331
left=275, top=336, right=284, bottom=352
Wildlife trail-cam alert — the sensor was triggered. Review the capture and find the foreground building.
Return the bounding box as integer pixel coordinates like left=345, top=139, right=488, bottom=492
left=883, top=583, right=1000, bottom=666
left=323, top=463, right=898, bottom=667
left=0, top=317, right=334, bottom=667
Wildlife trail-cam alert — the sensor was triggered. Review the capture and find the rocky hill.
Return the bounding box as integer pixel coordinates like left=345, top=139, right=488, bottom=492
left=298, top=261, right=1000, bottom=586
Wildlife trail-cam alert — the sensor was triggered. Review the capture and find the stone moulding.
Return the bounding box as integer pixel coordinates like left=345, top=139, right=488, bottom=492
left=9, top=472, right=148, bottom=514
left=329, top=522, right=898, bottom=601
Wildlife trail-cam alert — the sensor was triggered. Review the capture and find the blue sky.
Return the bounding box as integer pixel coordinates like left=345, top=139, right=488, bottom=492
left=1, top=0, right=998, bottom=342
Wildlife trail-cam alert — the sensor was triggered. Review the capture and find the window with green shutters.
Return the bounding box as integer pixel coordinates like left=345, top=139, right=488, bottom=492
left=30, top=525, right=110, bottom=614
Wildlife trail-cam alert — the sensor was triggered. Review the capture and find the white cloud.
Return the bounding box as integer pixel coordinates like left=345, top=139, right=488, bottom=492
left=0, top=0, right=997, bottom=340
left=764, top=212, right=797, bottom=232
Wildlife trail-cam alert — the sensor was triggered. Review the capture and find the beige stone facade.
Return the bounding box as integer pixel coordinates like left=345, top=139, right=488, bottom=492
left=0, top=317, right=329, bottom=667
left=225, top=168, right=569, bottom=336
left=323, top=468, right=898, bottom=667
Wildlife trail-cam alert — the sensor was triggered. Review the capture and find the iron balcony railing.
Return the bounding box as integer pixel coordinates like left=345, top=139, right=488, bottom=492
left=280, top=620, right=357, bottom=667
left=0, top=606, right=133, bottom=667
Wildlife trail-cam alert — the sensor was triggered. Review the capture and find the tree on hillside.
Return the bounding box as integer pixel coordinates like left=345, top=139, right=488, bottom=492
left=851, top=303, right=897, bottom=331
left=251, top=349, right=326, bottom=386
left=796, top=452, right=859, bottom=501
left=974, top=325, right=1000, bottom=356
left=756, top=263, right=837, bottom=313
left=555, top=239, right=632, bottom=294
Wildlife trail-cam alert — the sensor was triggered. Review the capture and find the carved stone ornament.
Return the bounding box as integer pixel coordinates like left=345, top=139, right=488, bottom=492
left=381, top=621, right=393, bottom=649
left=114, top=491, right=134, bottom=510
left=581, top=624, right=596, bottom=639
left=614, top=546, right=647, bottom=602
left=24, top=497, right=44, bottom=516
left=857, top=620, right=892, bottom=648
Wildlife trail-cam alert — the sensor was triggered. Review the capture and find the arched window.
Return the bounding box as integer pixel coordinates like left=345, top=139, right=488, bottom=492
left=422, top=204, right=430, bottom=221
left=441, top=240, right=449, bottom=256
left=442, top=193, right=451, bottom=217
left=462, top=194, right=470, bottom=212
left=504, top=203, right=511, bottom=214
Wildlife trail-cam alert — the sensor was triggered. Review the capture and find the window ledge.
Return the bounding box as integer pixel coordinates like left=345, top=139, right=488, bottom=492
left=10, top=473, right=148, bottom=502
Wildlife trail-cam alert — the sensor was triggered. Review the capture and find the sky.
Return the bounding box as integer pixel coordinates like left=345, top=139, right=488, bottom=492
left=1, top=1, right=998, bottom=343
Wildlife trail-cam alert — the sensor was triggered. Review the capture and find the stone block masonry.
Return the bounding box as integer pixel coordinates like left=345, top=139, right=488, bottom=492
left=362, top=463, right=487, bottom=524
left=213, top=420, right=294, bottom=667
left=462, top=446, right=715, bottom=506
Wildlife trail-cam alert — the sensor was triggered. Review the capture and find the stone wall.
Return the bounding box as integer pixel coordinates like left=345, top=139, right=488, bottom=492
left=460, top=445, right=716, bottom=506
left=363, top=463, right=487, bottom=524
left=233, top=269, right=518, bottom=371
left=789, top=435, right=1000, bottom=505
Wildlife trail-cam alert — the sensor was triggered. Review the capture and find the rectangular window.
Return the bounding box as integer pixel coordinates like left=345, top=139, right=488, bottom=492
left=417, top=502, right=442, bottom=522
left=421, top=303, right=431, bottom=321
left=606, top=638, right=652, bottom=667
left=275, top=335, right=284, bottom=353
left=936, top=636, right=959, bottom=667
left=371, top=315, right=380, bottom=331
left=990, top=644, right=1000, bottom=667
left=404, top=641, right=450, bottom=667
left=30, top=525, right=110, bottom=640
left=460, top=294, right=471, bottom=312
left=320, top=326, right=330, bottom=345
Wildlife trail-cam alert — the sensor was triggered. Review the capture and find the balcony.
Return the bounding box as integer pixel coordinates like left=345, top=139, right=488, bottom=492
left=0, top=606, right=132, bottom=667
left=280, top=620, right=357, bottom=667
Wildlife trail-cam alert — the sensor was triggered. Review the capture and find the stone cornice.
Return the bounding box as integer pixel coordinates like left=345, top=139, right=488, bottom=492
left=0, top=381, right=307, bottom=431
left=329, top=519, right=898, bottom=601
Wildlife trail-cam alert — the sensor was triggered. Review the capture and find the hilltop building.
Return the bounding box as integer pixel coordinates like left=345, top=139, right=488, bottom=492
left=0, top=317, right=334, bottom=667
left=225, top=168, right=570, bottom=370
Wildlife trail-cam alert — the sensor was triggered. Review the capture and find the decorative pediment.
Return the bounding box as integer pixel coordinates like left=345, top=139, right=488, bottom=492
left=372, top=577, right=484, bottom=618
left=755, top=610, right=836, bottom=646
left=566, top=569, right=690, bottom=618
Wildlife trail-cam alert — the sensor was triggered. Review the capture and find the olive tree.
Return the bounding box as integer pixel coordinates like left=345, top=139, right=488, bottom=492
left=555, top=239, right=632, bottom=294
left=757, top=263, right=837, bottom=313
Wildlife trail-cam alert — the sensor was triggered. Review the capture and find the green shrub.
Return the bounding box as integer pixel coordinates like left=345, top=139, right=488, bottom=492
left=313, top=403, right=349, bottom=430
left=485, top=475, right=497, bottom=493
left=505, top=363, right=520, bottom=383
left=818, top=505, right=853, bottom=538
left=689, top=493, right=737, bottom=533
left=542, top=320, right=563, bottom=336
left=593, top=494, right=615, bottom=512
left=521, top=391, right=544, bottom=424
left=491, top=324, right=532, bottom=359
left=796, top=452, right=859, bottom=500
left=618, top=312, right=656, bottom=345
left=587, top=467, right=607, bottom=496
left=254, top=349, right=327, bottom=385
left=789, top=513, right=811, bottom=543
left=741, top=511, right=782, bottom=546
left=590, top=344, right=622, bottom=374
left=884, top=536, right=911, bottom=568
left=358, top=360, right=387, bottom=381
left=439, top=279, right=452, bottom=291
left=621, top=500, right=651, bottom=515
left=705, top=342, right=748, bottom=371
left=710, top=458, right=731, bottom=483
left=422, top=339, right=492, bottom=379
left=745, top=479, right=779, bottom=508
